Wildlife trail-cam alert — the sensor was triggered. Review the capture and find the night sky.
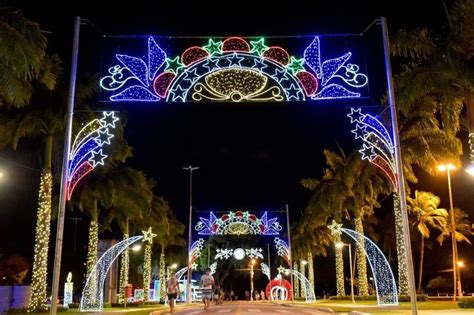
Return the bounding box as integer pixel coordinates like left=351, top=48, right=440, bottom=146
left=1, top=0, right=473, bottom=293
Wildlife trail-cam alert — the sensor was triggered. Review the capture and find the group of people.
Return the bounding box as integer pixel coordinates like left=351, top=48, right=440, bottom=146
left=164, top=267, right=268, bottom=313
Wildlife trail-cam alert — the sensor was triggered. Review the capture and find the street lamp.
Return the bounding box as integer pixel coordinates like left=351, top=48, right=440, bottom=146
left=438, top=163, right=462, bottom=301
left=336, top=242, right=354, bottom=304
left=183, top=165, right=199, bottom=304
left=131, top=244, right=142, bottom=252
left=170, top=263, right=178, bottom=270
left=465, top=163, right=474, bottom=176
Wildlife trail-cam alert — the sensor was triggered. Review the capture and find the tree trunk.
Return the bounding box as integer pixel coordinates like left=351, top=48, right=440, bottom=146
left=293, top=261, right=300, bottom=298
left=393, top=193, right=409, bottom=295
left=334, top=233, right=346, bottom=297
left=28, top=135, right=53, bottom=310
left=300, top=260, right=306, bottom=298
left=354, top=217, right=369, bottom=296
left=159, top=252, right=166, bottom=302
left=118, top=220, right=129, bottom=304
left=86, top=201, right=99, bottom=303
left=308, top=252, right=315, bottom=293
left=417, top=237, right=425, bottom=294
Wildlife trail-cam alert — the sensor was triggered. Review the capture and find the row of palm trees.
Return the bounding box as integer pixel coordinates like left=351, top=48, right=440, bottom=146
left=0, top=9, right=185, bottom=309
left=293, top=0, right=474, bottom=296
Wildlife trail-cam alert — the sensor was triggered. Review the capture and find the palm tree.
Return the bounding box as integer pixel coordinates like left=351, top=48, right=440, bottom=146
left=407, top=190, right=448, bottom=293
left=436, top=208, right=473, bottom=246
left=0, top=8, right=60, bottom=107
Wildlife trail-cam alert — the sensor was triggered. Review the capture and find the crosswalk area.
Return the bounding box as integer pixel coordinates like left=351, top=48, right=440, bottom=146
left=183, top=304, right=328, bottom=315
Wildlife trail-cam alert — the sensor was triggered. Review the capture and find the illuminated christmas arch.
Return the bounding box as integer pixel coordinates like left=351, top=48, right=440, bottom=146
left=195, top=211, right=282, bottom=235
left=100, top=36, right=368, bottom=102
left=80, top=236, right=143, bottom=312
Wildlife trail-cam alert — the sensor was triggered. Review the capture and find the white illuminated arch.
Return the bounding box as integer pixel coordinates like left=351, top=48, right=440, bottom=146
left=283, top=269, right=316, bottom=302
left=341, top=228, right=398, bottom=306
left=270, top=286, right=288, bottom=301
left=80, top=236, right=143, bottom=312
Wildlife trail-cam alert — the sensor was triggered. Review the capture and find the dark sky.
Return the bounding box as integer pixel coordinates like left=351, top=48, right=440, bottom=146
left=1, top=0, right=473, bottom=293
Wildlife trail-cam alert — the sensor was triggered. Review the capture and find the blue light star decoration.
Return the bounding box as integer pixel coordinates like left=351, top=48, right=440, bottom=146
left=99, top=36, right=368, bottom=102
left=347, top=108, right=399, bottom=191
left=67, top=112, right=118, bottom=200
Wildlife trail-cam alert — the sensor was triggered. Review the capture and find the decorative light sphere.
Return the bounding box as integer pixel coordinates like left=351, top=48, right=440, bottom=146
left=233, top=248, right=245, bottom=260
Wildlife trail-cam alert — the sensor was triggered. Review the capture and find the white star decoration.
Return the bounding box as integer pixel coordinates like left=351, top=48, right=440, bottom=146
left=142, top=227, right=157, bottom=243
left=328, top=220, right=343, bottom=236
left=277, top=265, right=286, bottom=274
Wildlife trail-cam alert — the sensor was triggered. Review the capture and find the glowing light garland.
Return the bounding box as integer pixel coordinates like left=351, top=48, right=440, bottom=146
left=63, top=272, right=73, bottom=307
left=67, top=112, right=118, bottom=200
left=189, top=239, right=205, bottom=264
left=100, top=36, right=368, bottom=102
left=85, top=220, right=99, bottom=305
left=300, top=261, right=306, bottom=298
left=142, top=228, right=156, bottom=302
left=28, top=171, right=52, bottom=311
left=293, top=261, right=300, bottom=298
left=307, top=252, right=315, bottom=296
left=328, top=221, right=398, bottom=306
left=210, top=262, right=217, bottom=275
left=118, top=234, right=129, bottom=304
left=328, top=220, right=346, bottom=297
left=80, top=236, right=143, bottom=312
left=159, top=253, right=166, bottom=302
left=195, top=211, right=281, bottom=235
left=274, top=237, right=291, bottom=266
left=354, top=218, right=369, bottom=296
left=347, top=108, right=409, bottom=295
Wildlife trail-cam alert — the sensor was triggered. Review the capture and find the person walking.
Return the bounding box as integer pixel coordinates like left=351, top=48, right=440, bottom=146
left=199, top=268, right=215, bottom=311
left=230, top=290, right=234, bottom=302
left=214, top=285, right=222, bottom=305
left=166, top=272, right=181, bottom=314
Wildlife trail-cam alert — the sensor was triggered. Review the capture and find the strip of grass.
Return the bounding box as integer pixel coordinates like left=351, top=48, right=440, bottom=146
left=305, top=300, right=461, bottom=313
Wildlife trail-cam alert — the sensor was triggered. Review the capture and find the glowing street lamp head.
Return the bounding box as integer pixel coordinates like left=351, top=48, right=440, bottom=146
left=438, top=163, right=456, bottom=172
left=171, top=263, right=178, bottom=270
left=301, top=259, right=308, bottom=265
left=466, top=163, right=474, bottom=176
left=335, top=242, right=345, bottom=249
left=251, top=259, right=256, bottom=265
left=131, top=244, right=142, bottom=252
left=457, top=261, right=465, bottom=268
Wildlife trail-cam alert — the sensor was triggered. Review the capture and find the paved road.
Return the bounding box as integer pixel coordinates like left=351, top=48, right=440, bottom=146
left=170, top=302, right=332, bottom=314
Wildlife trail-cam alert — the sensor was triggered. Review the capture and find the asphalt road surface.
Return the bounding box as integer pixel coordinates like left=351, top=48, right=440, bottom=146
left=170, top=302, right=332, bottom=314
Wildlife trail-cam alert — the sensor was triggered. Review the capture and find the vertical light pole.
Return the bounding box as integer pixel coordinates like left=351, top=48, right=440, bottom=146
left=183, top=165, right=199, bottom=303
left=438, top=163, right=461, bottom=301
left=285, top=204, right=294, bottom=303
left=381, top=16, right=418, bottom=314
left=249, top=259, right=256, bottom=301
left=50, top=16, right=81, bottom=315
left=336, top=242, right=354, bottom=304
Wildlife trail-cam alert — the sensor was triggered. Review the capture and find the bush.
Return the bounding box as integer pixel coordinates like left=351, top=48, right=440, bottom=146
left=328, top=294, right=427, bottom=302
left=458, top=298, right=474, bottom=308
left=399, top=294, right=428, bottom=302
left=328, top=295, right=377, bottom=300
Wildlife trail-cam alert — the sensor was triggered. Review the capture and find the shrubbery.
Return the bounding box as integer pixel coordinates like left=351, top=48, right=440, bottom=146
left=458, top=298, right=474, bottom=308
left=328, top=294, right=427, bottom=302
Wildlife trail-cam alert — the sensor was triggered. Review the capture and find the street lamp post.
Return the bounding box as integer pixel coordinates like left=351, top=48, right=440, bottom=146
left=336, top=242, right=354, bottom=304
left=183, top=165, right=199, bottom=303
left=438, top=163, right=461, bottom=301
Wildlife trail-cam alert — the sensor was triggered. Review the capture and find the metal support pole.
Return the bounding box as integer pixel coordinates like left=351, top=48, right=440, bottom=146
left=447, top=169, right=460, bottom=301
left=267, top=243, right=271, bottom=279
left=184, top=166, right=199, bottom=303
left=348, top=244, right=355, bottom=304
left=285, top=204, right=294, bottom=303
left=50, top=16, right=80, bottom=315
left=381, top=16, right=418, bottom=315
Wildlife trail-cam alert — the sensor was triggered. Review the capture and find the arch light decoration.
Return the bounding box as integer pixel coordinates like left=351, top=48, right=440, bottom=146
left=214, top=247, right=264, bottom=260
left=80, top=235, right=143, bottom=312
left=261, top=263, right=271, bottom=280
left=282, top=268, right=316, bottom=303
left=99, top=36, right=368, bottom=102
left=195, top=211, right=282, bottom=235
left=328, top=221, right=398, bottom=306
